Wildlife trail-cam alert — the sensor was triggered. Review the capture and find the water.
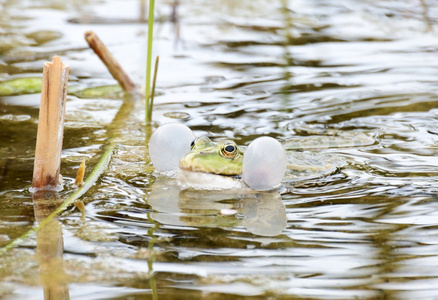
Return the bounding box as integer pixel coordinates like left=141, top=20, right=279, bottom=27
left=1, top=0, right=438, bottom=299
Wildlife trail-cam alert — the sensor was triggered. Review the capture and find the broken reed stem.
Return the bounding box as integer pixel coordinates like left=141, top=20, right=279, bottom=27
left=145, top=0, right=155, bottom=124
left=148, top=56, right=159, bottom=121
left=84, top=31, right=138, bottom=96
left=32, top=56, right=69, bottom=190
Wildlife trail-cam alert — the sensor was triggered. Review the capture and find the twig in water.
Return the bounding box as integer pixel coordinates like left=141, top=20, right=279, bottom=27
left=84, top=31, right=139, bottom=96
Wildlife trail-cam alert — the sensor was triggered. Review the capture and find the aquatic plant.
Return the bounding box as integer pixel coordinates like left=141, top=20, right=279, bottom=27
left=145, top=0, right=156, bottom=123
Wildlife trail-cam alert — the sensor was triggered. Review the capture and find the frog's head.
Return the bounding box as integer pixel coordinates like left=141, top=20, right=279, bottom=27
left=179, top=136, right=243, bottom=176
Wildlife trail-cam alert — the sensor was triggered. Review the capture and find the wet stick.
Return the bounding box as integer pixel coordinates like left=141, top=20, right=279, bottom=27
left=84, top=31, right=139, bottom=96
left=32, top=56, right=69, bottom=190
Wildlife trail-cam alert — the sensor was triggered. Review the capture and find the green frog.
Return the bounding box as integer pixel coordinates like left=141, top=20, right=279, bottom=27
left=179, top=136, right=244, bottom=176
left=178, top=136, right=249, bottom=190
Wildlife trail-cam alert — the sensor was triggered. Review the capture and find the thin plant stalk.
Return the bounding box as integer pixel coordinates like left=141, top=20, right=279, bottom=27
left=148, top=56, right=159, bottom=121
left=145, top=0, right=156, bottom=123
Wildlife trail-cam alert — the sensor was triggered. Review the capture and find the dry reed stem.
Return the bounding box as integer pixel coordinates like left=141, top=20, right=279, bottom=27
left=32, top=56, right=69, bottom=190
left=84, top=31, right=138, bottom=96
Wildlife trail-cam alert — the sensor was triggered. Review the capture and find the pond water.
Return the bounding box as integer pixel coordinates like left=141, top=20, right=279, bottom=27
left=2, top=0, right=438, bottom=299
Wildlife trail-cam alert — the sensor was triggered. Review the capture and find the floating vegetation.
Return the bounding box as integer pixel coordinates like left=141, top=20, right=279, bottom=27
left=70, top=84, right=125, bottom=99
left=0, top=77, right=125, bottom=98
left=0, top=77, right=42, bottom=96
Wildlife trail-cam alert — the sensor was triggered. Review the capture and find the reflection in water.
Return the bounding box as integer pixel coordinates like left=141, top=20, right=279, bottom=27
left=148, top=177, right=287, bottom=237
left=419, top=0, right=432, bottom=31
left=146, top=213, right=159, bottom=300
left=33, top=192, right=69, bottom=300
left=280, top=0, right=294, bottom=99
left=241, top=193, right=286, bottom=237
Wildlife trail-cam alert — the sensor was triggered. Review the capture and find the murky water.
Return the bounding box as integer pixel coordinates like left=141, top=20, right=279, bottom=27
left=2, top=0, right=438, bottom=299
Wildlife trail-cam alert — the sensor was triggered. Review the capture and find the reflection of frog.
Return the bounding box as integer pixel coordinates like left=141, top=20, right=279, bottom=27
left=147, top=177, right=287, bottom=236
left=179, top=136, right=243, bottom=176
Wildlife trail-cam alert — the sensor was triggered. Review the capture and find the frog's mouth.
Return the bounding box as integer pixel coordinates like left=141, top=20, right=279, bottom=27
left=178, top=169, right=248, bottom=191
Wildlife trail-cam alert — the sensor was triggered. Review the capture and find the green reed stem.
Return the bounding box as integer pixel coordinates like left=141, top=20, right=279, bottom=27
left=145, top=0, right=156, bottom=124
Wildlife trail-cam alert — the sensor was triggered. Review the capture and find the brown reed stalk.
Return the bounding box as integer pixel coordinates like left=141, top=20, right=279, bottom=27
left=32, top=56, right=69, bottom=190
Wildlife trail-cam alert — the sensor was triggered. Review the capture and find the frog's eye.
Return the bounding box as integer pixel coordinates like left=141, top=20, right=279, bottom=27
left=220, top=141, right=238, bottom=158
left=190, top=139, right=196, bottom=149
left=225, top=145, right=235, bottom=153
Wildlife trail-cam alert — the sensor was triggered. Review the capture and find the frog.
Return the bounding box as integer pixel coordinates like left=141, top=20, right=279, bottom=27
left=178, top=136, right=249, bottom=191
left=179, top=136, right=243, bottom=176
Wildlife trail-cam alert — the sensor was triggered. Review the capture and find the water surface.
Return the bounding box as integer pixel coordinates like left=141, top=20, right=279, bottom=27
left=1, top=0, right=438, bottom=299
